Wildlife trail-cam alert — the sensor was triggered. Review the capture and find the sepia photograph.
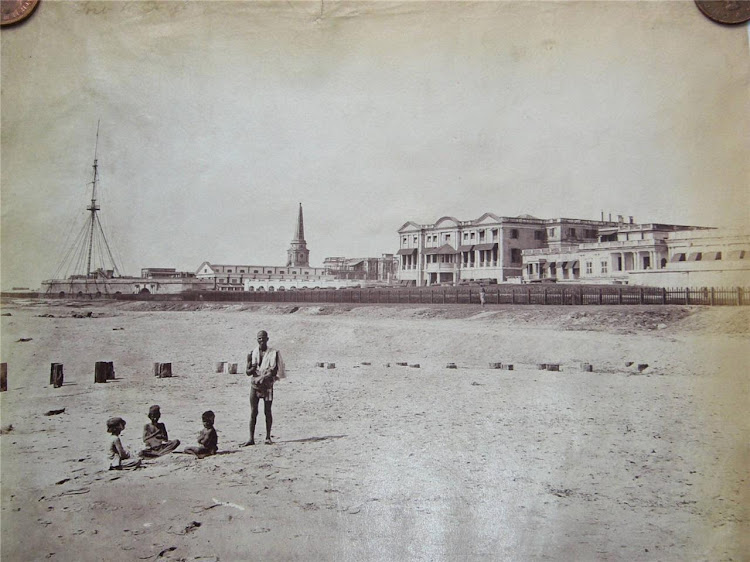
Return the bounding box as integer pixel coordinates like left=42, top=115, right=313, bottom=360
left=1, top=1, right=748, bottom=560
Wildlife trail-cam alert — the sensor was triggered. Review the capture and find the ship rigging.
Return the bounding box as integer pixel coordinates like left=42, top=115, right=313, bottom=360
left=50, top=122, right=123, bottom=284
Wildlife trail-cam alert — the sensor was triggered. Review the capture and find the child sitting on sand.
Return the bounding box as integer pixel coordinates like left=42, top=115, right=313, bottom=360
left=106, top=417, right=142, bottom=470
left=140, top=405, right=180, bottom=458
left=183, top=411, right=218, bottom=459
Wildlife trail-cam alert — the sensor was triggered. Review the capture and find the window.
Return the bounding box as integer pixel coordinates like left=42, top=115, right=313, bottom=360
left=240, top=269, right=245, bottom=273
left=600, top=261, right=608, bottom=274
left=227, top=269, right=232, bottom=273
left=479, top=230, right=485, bottom=241
left=280, top=270, right=285, bottom=274
left=267, top=270, right=273, bottom=274
left=403, top=236, right=407, bottom=245
left=444, top=234, right=451, bottom=242
left=292, top=271, right=297, bottom=274
left=463, top=232, right=469, bottom=240
left=534, top=230, right=543, bottom=240
left=413, top=236, right=418, bottom=244
left=511, top=248, right=522, bottom=263
left=585, top=262, right=593, bottom=274
left=510, top=229, right=519, bottom=239
left=491, top=229, right=498, bottom=241
left=569, top=228, right=576, bottom=237
left=548, top=228, right=555, bottom=237
left=253, top=270, right=259, bottom=273
left=470, top=232, right=475, bottom=240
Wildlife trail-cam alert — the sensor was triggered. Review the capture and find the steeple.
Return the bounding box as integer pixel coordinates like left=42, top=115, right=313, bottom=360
left=287, top=203, right=310, bottom=267
left=293, top=202, right=305, bottom=243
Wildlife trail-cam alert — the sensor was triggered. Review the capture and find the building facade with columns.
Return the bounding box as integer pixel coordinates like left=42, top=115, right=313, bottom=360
left=522, top=222, right=709, bottom=284
left=397, top=213, right=620, bottom=286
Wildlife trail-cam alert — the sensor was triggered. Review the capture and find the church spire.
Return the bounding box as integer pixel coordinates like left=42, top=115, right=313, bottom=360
left=287, top=203, right=310, bottom=267
left=293, top=202, right=305, bottom=242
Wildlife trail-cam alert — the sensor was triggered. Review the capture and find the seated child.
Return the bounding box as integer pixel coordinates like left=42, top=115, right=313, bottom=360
left=183, top=410, right=218, bottom=459
left=106, top=417, right=142, bottom=470
left=140, top=405, right=180, bottom=458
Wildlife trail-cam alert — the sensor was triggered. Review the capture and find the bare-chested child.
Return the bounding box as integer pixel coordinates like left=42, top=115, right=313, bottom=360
left=106, top=417, right=142, bottom=470
left=140, top=405, right=180, bottom=458
left=183, top=411, right=218, bottom=459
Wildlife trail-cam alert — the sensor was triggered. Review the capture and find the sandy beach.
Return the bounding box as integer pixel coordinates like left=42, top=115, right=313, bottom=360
left=1, top=300, right=747, bottom=561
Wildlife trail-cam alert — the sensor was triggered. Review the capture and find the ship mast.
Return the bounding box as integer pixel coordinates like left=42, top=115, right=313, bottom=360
left=46, top=122, right=123, bottom=285
left=85, top=121, right=101, bottom=277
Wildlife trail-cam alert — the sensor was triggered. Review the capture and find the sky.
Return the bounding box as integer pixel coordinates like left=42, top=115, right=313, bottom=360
left=1, top=1, right=748, bottom=289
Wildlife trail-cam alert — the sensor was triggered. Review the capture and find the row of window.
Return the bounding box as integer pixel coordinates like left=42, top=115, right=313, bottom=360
left=403, top=226, right=603, bottom=248
left=671, top=250, right=747, bottom=262
left=213, top=269, right=316, bottom=275
left=404, top=228, right=548, bottom=246
left=547, top=228, right=598, bottom=238
left=408, top=248, right=522, bottom=266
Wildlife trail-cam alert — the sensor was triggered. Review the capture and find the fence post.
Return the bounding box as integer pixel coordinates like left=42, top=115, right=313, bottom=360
left=443, top=289, right=446, bottom=304
left=662, top=287, right=667, bottom=305
left=527, top=288, right=532, bottom=304
left=685, top=287, right=690, bottom=305
left=511, top=289, right=515, bottom=305
left=618, top=287, right=623, bottom=305
left=496, top=288, right=499, bottom=304
left=639, top=287, right=644, bottom=305
left=737, top=287, right=743, bottom=306
left=543, top=288, right=547, bottom=305
left=468, top=289, right=472, bottom=304
left=598, top=288, right=603, bottom=305
left=710, top=287, right=715, bottom=306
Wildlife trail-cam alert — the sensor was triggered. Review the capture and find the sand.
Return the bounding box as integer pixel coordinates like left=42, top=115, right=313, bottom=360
left=1, top=300, right=748, bottom=561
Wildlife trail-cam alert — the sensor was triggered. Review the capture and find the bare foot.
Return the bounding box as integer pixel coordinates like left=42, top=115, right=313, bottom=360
left=264, top=437, right=273, bottom=445
left=240, top=440, right=255, bottom=447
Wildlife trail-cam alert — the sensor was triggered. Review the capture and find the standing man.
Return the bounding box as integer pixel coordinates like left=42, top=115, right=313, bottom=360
left=479, top=285, right=486, bottom=308
left=241, top=330, right=285, bottom=446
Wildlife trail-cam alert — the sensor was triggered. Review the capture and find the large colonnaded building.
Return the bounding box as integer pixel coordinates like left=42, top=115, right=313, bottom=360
left=397, top=213, right=750, bottom=288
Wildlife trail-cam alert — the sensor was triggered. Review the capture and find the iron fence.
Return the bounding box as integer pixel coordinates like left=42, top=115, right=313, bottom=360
left=93, top=285, right=749, bottom=306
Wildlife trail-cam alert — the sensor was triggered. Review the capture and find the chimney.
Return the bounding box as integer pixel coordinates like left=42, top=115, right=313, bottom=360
left=601, top=211, right=604, bottom=221
left=608, top=213, right=612, bottom=222
left=629, top=216, right=634, bottom=224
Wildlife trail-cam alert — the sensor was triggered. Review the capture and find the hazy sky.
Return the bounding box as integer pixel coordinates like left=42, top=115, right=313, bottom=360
left=1, top=1, right=748, bottom=289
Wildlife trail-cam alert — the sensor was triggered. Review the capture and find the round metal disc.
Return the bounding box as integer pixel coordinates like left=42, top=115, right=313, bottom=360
left=695, top=0, right=750, bottom=24
left=1, top=0, right=40, bottom=26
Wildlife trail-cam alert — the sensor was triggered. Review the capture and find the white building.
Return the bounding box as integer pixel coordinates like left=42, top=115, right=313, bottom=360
left=398, top=214, right=618, bottom=286
left=522, top=222, right=701, bottom=284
